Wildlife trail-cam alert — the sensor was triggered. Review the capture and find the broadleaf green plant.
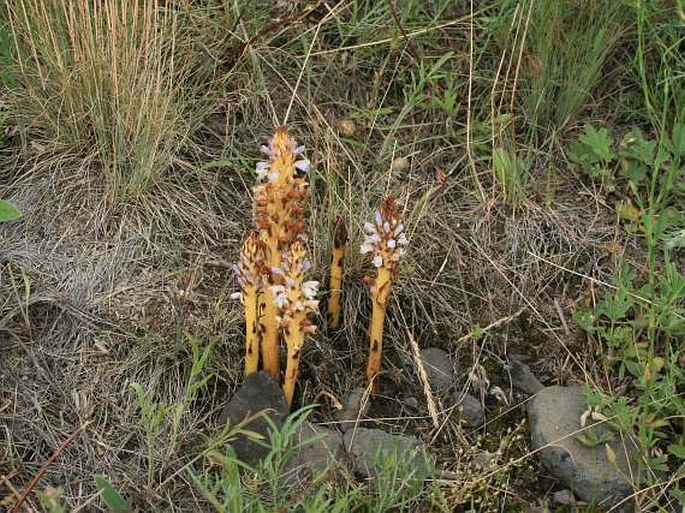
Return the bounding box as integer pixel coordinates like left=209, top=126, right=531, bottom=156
left=0, top=199, right=21, bottom=222
left=572, top=122, right=685, bottom=508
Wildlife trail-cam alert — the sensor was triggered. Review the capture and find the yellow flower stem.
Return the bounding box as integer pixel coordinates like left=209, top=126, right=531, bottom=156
left=328, top=245, right=345, bottom=329
left=283, top=318, right=305, bottom=406
left=366, top=266, right=392, bottom=391
left=260, top=238, right=282, bottom=381
left=243, top=284, right=260, bottom=375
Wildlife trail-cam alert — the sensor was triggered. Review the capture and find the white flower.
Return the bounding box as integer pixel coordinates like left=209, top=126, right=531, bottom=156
left=294, top=145, right=306, bottom=156
left=230, top=291, right=243, bottom=301
left=374, top=210, right=382, bottom=225
left=387, top=239, right=396, bottom=249
left=365, top=233, right=380, bottom=244
left=373, top=255, right=383, bottom=268
left=363, top=222, right=376, bottom=233
left=269, top=285, right=286, bottom=295
left=394, top=224, right=404, bottom=236
left=274, top=293, right=289, bottom=309
left=302, top=280, right=320, bottom=300
left=295, top=159, right=310, bottom=172
left=397, top=232, right=408, bottom=245
left=360, top=243, right=374, bottom=254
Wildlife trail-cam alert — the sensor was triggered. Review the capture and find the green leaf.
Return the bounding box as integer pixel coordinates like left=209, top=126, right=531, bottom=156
left=619, top=128, right=655, bottom=165
left=95, top=476, right=131, bottom=513
left=671, top=122, right=685, bottom=159
left=0, top=199, right=21, bottom=222
left=668, top=444, right=685, bottom=460
left=579, top=125, right=614, bottom=163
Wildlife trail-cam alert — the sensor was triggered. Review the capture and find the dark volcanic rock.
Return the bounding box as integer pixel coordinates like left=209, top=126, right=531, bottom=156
left=507, top=358, right=544, bottom=395
left=333, top=387, right=369, bottom=432
left=527, top=386, right=637, bottom=512
left=220, top=371, right=289, bottom=465
left=418, top=347, right=454, bottom=395
left=448, top=391, right=485, bottom=428
left=343, top=427, right=432, bottom=482
left=282, top=421, right=345, bottom=487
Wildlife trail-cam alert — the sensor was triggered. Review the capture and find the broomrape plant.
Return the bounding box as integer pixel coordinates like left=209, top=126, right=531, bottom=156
left=360, top=197, right=408, bottom=390
left=234, top=126, right=317, bottom=405
left=253, top=126, right=311, bottom=382
left=233, top=127, right=408, bottom=403
left=270, top=242, right=319, bottom=406
left=232, top=232, right=266, bottom=375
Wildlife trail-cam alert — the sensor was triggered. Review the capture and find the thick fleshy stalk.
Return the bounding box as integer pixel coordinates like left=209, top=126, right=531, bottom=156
left=366, top=266, right=391, bottom=389
left=361, top=197, right=408, bottom=391
left=253, top=127, right=310, bottom=380
left=270, top=242, right=319, bottom=406
left=328, top=216, right=348, bottom=329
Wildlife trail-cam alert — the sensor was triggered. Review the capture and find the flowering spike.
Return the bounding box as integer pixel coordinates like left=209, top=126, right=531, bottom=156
left=253, top=126, right=311, bottom=381
left=271, top=241, right=319, bottom=406
left=233, top=232, right=266, bottom=376
left=362, top=197, right=407, bottom=391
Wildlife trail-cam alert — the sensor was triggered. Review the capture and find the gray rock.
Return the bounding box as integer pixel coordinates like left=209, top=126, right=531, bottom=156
left=449, top=391, right=485, bottom=428
left=402, top=396, right=419, bottom=412
left=508, top=359, right=544, bottom=395
left=552, top=489, right=576, bottom=506
left=419, top=347, right=453, bottom=395
left=343, top=428, right=432, bottom=482
left=282, top=421, right=344, bottom=488
left=333, top=388, right=369, bottom=432
left=528, top=386, right=637, bottom=512
left=219, top=372, right=289, bottom=465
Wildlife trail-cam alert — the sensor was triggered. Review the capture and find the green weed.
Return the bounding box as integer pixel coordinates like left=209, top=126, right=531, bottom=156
left=131, top=333, right=214, bottom=487
left=192, top=406, right=438, bottom=513
left=0, top=199, right=21, bottom=222
left=572, top=123, right=685, bottom=507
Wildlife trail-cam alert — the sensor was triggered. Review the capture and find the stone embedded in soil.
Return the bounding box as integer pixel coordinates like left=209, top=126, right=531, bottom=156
left=448, top=391, right=485, bottom=428
left=418, top=347, right=454, bottom=395
left=343, top=427, right=432, bottom=482
left=282, top=421, right=344, bottom=488
left=219, top=371, right=289, bottom=465
left=527, top=386, right=637, bottom=512
left=507, top=359, right=544, bottom=395
left=333, top=387, right=369, bottom=432
left=553, top=489, right=577, bottom=506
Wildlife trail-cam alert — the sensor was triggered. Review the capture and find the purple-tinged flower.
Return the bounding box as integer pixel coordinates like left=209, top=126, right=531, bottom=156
left=295, top=159, right=310, bottom=173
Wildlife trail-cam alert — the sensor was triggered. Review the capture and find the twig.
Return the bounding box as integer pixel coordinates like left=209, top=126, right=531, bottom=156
left=554, top=298, right=571, bottom=335
left=226, top=2, right=323, bottom=63
left=456, top=308, right=525, bottom=345
left=10, top=421, right=91, bottom=513
left=387, top=0, right=420, bottom=66
left=1, top=475, right=33, bottom=513
left=406, top=330, right=441, bottom=430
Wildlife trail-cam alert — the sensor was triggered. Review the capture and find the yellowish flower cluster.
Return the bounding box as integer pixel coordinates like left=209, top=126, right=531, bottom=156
left=234, top=127, right=318, bottom=406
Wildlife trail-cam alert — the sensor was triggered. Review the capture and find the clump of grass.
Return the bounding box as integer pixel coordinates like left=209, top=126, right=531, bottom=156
left=489, top=0, right=625, bottom=138
left=5, top=0, right=214, bottom=199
